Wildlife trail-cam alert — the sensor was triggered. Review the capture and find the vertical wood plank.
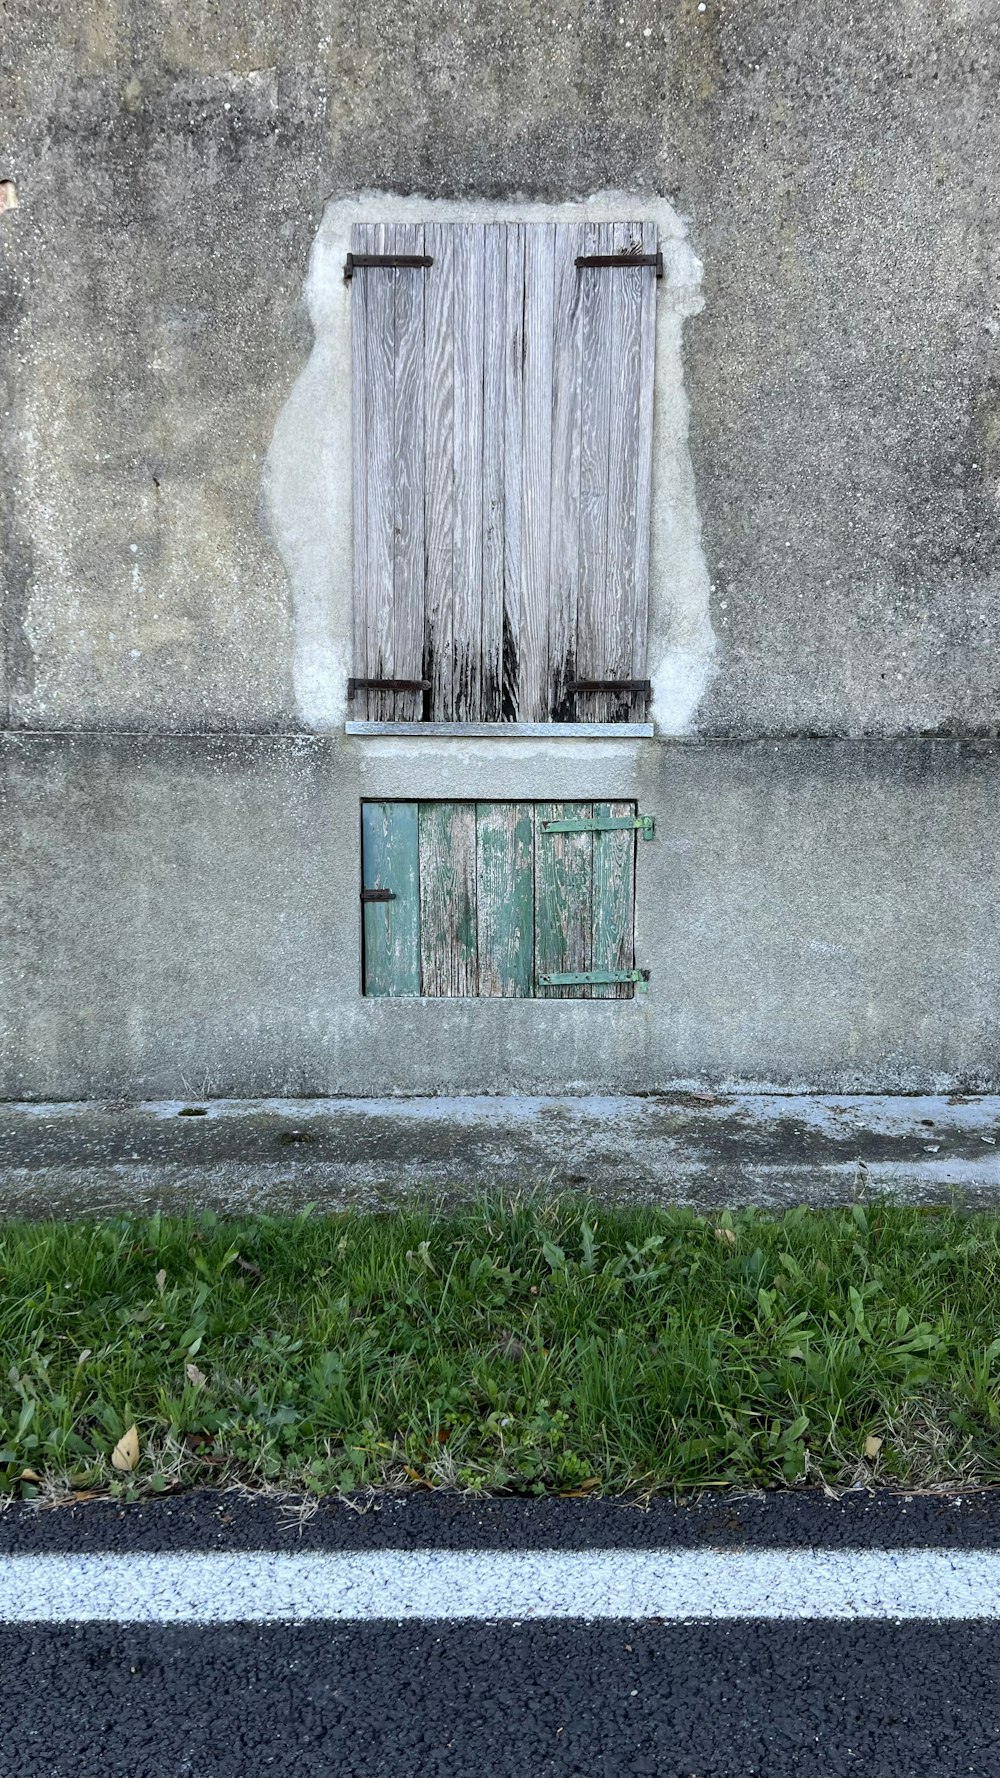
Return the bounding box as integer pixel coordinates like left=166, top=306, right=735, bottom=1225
left=424, top=222, right=456, bottom=722
left=591, top=800, right=637, bottom=1000
left=502, top=223, right=525, bottom=722
left=632, top=219, right=658, bottom=688
left=547, top=223, right=584, bottom=721
left=605, top=221, right=646, bottom=723
left=361, top=802, right=420, bottom=997
left=534, top=801, right=593, bottom=999
left=576, top=221, right=615, bottom=721
left=391, top=221, right=426, bottom=721
left=362, top=222, right=397, bottom=722
left=481, top=225, right=506, bottom=723
left=476, top=802, right=534, bottom=996
left=419, top=802, right=478, bottom=996
left=350, top=222, right=370, bottom=720
left=453, top=225, right=486, bottom=720
left=518, top=223, right=555, bottom=723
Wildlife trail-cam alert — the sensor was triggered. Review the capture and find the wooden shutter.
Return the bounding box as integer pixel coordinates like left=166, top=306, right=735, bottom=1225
left=361, top=801, right=646, bottom=997
left=351, top=222, right=657, bottom=724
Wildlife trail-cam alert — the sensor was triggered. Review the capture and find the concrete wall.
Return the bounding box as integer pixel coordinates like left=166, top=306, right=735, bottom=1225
left=2, top=1, right=998, bottom=1098
left=3, top=733, right=997, bottom=1098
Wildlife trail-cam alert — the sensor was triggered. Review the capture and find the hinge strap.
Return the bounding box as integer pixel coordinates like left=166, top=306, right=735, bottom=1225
left=538, top=969, right=650, bottom=987
left=344, top=253, right=434, bottom=282
left=348, top=677, right=431, bottom=696
left=575, top=251, right=663, bottom=278
left=568, top=679, right=652, bottom=699
left=360, top=888, right=396, bottom=903
left=540, top=814, right=655, bottom=840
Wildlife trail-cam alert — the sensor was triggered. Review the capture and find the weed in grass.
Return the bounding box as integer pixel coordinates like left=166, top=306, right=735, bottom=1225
left=1, top=1198, right=999, bottom=1499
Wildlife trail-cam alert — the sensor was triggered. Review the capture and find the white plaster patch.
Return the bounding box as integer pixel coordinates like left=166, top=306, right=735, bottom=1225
left=264, top=191, right=717, bottom=735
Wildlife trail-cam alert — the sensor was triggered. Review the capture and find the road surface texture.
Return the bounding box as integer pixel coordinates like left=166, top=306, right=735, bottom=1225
left=4, top=1489, right=1000, bottom=1776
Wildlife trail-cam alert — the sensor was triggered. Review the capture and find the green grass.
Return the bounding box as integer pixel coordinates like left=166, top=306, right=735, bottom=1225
left=2, top=1197, right=1000, bottom=1501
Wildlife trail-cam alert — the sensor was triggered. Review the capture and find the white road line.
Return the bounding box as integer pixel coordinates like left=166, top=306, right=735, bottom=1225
left=1, top=1547, right=1000, bottom=1623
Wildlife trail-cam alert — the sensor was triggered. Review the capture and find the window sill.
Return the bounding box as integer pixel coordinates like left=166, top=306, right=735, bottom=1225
left=345, top=721, right=654, bottom=739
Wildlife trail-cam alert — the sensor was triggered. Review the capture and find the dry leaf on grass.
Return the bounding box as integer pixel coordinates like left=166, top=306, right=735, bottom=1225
left=864, top=1435, right=883, bottom=1459
left=185, top=1362, right=207, bottom=1391
left=111, top=1425, right=140, bottom=1473
left=155, top=1269, right=166, bottom=1294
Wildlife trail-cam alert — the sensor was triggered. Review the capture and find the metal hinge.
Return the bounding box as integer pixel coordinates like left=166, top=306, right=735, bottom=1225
left=344, top=253, right=434, bottom=282
left=360, top=888, right=396, bottom=903
left=540, top=813, right=655, bottom=841
left=567, top=678, right=652, bottom=700
left=575, top=250, right=663, bottom=278
left=538, top=968, right=650, bottom=991
left=348, top=677, right=431, bottom=697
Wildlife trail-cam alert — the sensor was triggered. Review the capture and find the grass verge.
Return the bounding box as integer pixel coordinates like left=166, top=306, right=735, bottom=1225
left=2, top=1196, right=1000, bottom=1501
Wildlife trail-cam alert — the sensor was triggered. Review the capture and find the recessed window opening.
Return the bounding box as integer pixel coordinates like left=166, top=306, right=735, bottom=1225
left=360, top=799, right=652, bottom=999
left=349, top=220, right=659, bottom=727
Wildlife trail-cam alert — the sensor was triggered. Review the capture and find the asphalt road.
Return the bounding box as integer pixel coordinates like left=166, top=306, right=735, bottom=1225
left=4, top=1489, right=1000, bottom=1777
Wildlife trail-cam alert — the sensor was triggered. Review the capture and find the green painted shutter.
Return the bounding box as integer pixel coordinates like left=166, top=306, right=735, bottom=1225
left=476, top=802, right=535, bottom=996
left=361, top=801, right=643, bottom=997
left=361, top=802, right=421, bottom=996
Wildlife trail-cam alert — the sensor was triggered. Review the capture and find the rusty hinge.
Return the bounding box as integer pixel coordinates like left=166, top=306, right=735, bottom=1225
left=344, top=253, right=434, bottom=282
left=575, top=250, right=663, bottom=278
left=348, top=677, right=431, bottom=697
left=360, top=887, right=396, bottom=903
left=538, top=968, right=650, bottom=991
left=568, top=679, right=652, bottom=700
left=540, top=813, right=655, bottom=841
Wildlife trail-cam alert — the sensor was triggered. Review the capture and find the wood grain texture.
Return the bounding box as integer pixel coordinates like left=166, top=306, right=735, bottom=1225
left=361, top=802, right=421, bottom=997
left=418, top=801, right=478, bottom=996
left=534, top=800, right=593, bottom=999
left=632, top=219, right=658, bottom=684
left=390, top=222, right=427, bottom=721
left=519, top=224, right=555, bottom=723
left=423, top=222, right=456, bottom=722
left=476, top=801, right=534, bottom=996
left=453, top=225, right=486, bottom=720
left=548, top=223, right=584, bottom=721
left=591, top=800, right=636, bottom=999
left=350, top=223, right=370, bottom=715
left=576, top=222, right=615, bottom=722
left=362, top=222, right=396, bottom=722
left=605, top=222, right=645, bottom=723
left=502, top=224, right=525, bottom=722
left=480, top=225, right=506, bottom=723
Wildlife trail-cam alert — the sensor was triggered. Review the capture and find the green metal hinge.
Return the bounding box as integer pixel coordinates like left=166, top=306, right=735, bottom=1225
left=537, top=968, right=650, bottom=992
left=539, top=813, right=655, bottom=840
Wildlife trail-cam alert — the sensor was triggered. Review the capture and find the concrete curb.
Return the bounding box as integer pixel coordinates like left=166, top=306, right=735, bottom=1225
left=1, top=1093, right=998, bottom=1215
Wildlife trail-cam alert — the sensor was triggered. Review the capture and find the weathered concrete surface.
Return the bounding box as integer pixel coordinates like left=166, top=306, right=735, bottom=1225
left=3, top=732, right=998, bottom=1101
left=1, top=1094, right=998, bottom=1218
left=2, top=2, right=999, bottom=736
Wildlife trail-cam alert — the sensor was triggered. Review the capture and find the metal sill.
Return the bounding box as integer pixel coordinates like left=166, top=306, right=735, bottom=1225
left=345, top=721, right=654, bottom=739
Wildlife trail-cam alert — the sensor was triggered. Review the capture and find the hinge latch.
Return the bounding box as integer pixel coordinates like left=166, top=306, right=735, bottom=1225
left=540, top=813, right=654, bottom=841
left=360, top=888, right=396, bottom=903
left=538, top=968, right=650, bottom=991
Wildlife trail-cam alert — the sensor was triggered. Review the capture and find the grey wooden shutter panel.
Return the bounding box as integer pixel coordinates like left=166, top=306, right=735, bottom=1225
left=351, top=220, right=657, bottom=723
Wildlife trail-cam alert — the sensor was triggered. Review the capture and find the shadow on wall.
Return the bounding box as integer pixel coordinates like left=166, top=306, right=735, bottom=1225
left=264, top=190, right=717, bottom=734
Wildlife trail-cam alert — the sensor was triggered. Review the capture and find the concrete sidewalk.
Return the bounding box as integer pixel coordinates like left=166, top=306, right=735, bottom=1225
left=0, top=1093, right=998, bottom=1216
